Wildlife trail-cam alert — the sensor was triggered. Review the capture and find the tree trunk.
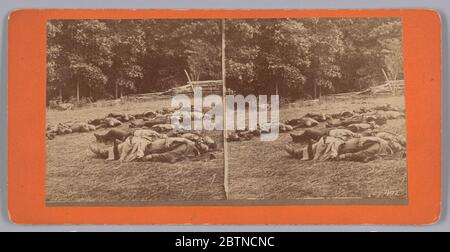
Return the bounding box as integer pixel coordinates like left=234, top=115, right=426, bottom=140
left=76, top=79, right=80, bottom=102
left=115, top=83, right=119, bottom=99
left=313, top=82, right=317, bottom=99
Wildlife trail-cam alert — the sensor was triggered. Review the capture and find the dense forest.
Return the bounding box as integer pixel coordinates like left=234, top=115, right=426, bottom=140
left=47, top=18, right=403, bottom=103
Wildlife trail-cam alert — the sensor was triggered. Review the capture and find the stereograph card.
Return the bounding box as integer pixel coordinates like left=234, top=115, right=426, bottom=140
left=7, top=9, right=442, bottom=224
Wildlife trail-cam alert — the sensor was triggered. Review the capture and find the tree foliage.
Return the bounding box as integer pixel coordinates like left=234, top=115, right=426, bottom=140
left=225, top=18, right=402, bottom=98
left=47, top=18, right=403, bottom=103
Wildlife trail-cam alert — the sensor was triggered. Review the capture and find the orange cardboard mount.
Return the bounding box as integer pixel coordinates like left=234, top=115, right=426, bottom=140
left=8, top=9, right=441, bottom=224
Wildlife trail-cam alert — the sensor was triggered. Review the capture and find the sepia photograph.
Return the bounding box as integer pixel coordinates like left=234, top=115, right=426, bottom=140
left=225, top=18, right=407, bottom=203
left=46, top=19, right=226, bottom=205
left=46, top=17, right=406, bottom=205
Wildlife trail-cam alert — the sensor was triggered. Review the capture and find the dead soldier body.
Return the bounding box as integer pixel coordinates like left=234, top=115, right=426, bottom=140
left=144, top=132, right=217, bottom=163
left=129, top=114, right=172, bottom=128
left=285, top=133, right=405, bottom=162
left=94, top=128, right=133, bottom=143
left=290, top=128, right=359, bottom=143
left=90, top=129, right=216, bottom=163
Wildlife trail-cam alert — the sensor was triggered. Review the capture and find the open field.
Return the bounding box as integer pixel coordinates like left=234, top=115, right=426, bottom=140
left=46, top=98, right=225, bottom=204
left=47, top=94, right=407, bottom=205
left=227, top=95, right=407, bottom=202
left=46, top=97, right=171, bottom=125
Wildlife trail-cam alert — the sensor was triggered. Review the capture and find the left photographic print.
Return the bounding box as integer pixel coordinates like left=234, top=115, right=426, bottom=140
left=45, top=19, right=226, bottom=205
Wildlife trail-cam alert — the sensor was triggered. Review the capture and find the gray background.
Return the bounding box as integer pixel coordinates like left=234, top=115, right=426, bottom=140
left=0, top=0, right=448, bottom=232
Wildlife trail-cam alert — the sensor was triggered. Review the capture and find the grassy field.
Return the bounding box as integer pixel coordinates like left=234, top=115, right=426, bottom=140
left=227, top=95, right=407, bottom=202
left=46, top=94, right=407, bottom=205
left=46, top=98, right=226, bottom=204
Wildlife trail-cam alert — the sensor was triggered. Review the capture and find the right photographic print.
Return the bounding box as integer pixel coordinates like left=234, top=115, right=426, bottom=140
left=224, top=17, right=407, bottom=204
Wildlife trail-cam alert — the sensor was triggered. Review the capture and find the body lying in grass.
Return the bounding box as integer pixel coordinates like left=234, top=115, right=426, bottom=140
left=286, top=129, right=405, bottom=163
left=90, top=129, right=217, bottom=163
